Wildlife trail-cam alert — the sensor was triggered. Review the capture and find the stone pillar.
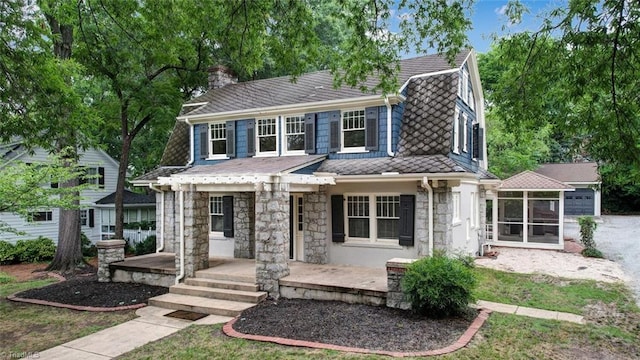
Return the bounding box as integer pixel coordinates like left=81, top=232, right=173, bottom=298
left=182, top=190, right=210, bottom=278
left=234, top=192, right=255, bottom=259
left=159, top=191, right=176, bottom=253
left=415, top=185, right=431, bottom=257
left=303, top=185, right=328, bottom=264
left=97, top=240, right=125, bottom=282
left=386, top=258, right=416, bottom=310
left=255, top=182, right=290, bottom=297
left=433, top=184, right=453, bottom=252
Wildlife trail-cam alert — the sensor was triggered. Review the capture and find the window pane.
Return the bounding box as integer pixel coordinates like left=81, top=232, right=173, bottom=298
left=343, top=129, right=365, bottom=147
left=499, top=191, right=523, bottom=198
left=211, top=215, right=224, bottom=232
left=287, top=134, right=304, bottom=151
left=212, top=139, right=226, bottom=154
left=528, top=225, right=559, bottom=244
left=530, top=200, right=559, bottom=224
left=530, top=191, right=558, bottom=199
left=498, top=223, right=523, bottom=242
left=377, top=219, right=398, bottom=239
left=259, top=136, right=276, bottom=152
left=498, top=199, right=523, bottom=222
left=348, top=218, right=369, bottom=238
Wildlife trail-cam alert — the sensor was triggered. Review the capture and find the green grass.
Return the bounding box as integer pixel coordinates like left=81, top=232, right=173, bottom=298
left=0, top=274, right=136, bottom=354
left=0, top=271, right=15, bottom=284
left=472, top=267, right=638, bottom=314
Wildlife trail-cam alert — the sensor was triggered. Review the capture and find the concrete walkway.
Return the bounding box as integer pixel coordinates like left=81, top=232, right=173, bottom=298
left=34, top=306, right=232, bottom=360
left=477, top=300, right=585, bottom=324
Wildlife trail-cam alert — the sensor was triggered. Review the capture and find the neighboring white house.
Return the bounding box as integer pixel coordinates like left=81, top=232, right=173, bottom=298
left=94, top=189, right=156, bottom=242
left=534, top=162, right=601, bottom=217
left=0, top=141, right=120, bottom=244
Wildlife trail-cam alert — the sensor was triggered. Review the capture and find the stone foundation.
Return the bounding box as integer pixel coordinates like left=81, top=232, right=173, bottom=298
left=97, top=240, right=125, bottom=282
left=111, top=269, right=175, bottom=287
left=386, top=258, right=416, bottom=310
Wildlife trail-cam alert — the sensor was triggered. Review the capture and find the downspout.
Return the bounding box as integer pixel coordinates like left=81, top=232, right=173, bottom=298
left=185, top=118, right=195, bottom=166
left=175, top=187, right=185, bottom=284
left=384, top=97, right=394, bottom=157
left=148, top=184, right=164, bottom=253
left=421, top=177, right=434, bottom=257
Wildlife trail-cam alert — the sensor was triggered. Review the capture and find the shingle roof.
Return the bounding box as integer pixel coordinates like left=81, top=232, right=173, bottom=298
left=0, top=142, right=25, bottom=161
left=95, top=189, right=156, bottom=205
left=316, top=155, right=468, bottom=175
left=396, top=74, right=457, bottom=156
left=177, top=155, right=326, bottom=176
left=500, top=171, right=574, bottom=190
left=182, top=51, right=470, bottom=116
left=134, top=166, right=189, bottom=182
left=534, top=162, right=599, bottom=183
left=160, top=120, right=190, bottom=166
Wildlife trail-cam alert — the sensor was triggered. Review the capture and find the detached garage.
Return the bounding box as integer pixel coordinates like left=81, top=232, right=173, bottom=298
left=534, top=162, right=601, bottom=217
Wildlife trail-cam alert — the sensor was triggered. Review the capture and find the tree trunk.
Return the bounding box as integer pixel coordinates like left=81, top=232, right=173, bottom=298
left=114, top=134, right=132, bottom=239
left=45, top=14, right=85, bottom=272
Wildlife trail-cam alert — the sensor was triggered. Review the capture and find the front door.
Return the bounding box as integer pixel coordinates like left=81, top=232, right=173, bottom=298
left=289, top=195, right=304, bottom=261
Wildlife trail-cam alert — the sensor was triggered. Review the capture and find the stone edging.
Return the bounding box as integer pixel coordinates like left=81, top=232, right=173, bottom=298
left=223, top=308, right=492, bottom=357
left=6, top=272, right=147, bottom=312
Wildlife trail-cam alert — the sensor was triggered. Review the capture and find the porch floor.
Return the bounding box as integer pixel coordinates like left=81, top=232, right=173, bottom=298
left=113, top=254, right=388, bottom=294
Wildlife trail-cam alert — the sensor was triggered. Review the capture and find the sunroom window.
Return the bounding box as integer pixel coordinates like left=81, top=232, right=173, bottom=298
left=497, top=191, right=560, bottom=245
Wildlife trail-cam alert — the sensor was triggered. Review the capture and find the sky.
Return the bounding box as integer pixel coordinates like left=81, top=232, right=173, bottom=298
left=466, top=0, right=566, bottom=53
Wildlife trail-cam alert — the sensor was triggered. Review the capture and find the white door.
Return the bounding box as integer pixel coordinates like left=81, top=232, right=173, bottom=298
left=290, top=195, right=304, bottom=261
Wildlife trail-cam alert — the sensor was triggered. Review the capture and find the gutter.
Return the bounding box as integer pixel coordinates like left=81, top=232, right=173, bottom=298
left=176, top=188, right=185, bottom=284
left=384, top=97, right=394, bottom=157
left=421, top=177, right=434, bottom=257
left=148, top=184, right=165, bottom=253
left=185, top=118, right=195, bottom=166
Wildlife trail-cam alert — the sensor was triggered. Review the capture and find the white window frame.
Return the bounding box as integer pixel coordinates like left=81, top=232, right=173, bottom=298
left=452, top=192, right=461, bottom=224
left=282, top=115, right=306, bottom=156
left=344, top=193, right=400, bottom=245
left=461, top=68, right=469, bottom=104
left=340, top=109, right=367, bottom=153
left=208, top=122, right=228, bottom=159
left=80, top=209, right=88, bottom=226
left=209, top=195, right=224, bottom=235
left=85, top=167, right=99, bottom=185
left=468, top=87, right=475, bottom=111
left=453, top=107, right=460, bottom=154
left=30, top=210, right=53, bottom=222
left=256, top=117, right=279, bottom=156
left=462, top=113, right=468, bottom=153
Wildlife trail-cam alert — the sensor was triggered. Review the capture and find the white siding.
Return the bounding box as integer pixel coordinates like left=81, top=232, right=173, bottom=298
left=0, top=147, right=120, bottom=245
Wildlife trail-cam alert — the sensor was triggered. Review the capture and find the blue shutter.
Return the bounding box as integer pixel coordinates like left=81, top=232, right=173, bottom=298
left=365, top=106, right=378, bottom=151
left=398, top=195, right=415, bottom=246
left=226, top=121, right=236, bottom=158
left=199, top=124, right=208, bottom=159
left=223, top=196, right=234, bottom=237
left=246, top=119, right=255, bottom=157
left=331, top=195, right=345, bottom=242
left=304, top=113, right=316, bottom=154
left=328, top=111, right=341, bottom=153
left=473, top=124, right=484, bottom=160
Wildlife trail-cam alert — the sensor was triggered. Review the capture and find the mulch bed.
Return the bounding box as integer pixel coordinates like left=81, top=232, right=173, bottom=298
left=13, top=274, right=168, bottom=308
left=232, top=298, right=479, bottom=352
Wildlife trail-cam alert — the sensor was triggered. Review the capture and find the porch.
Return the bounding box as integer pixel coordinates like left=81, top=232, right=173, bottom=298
left=110, top=254, right=388, bottom=305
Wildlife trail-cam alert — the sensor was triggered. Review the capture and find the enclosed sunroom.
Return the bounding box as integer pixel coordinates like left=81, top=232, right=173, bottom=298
left=487, top=171, right=574, bottom=250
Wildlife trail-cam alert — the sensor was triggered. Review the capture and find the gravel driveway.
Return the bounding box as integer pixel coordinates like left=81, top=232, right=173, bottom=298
left=564, top=215, right=640, bottom=303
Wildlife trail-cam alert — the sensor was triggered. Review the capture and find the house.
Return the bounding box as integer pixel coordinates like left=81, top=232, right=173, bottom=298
left=94, top=190, right=156, bottom=242
left=0, top=141, right=119, bottom=244
left=534, top=162, right=601, bottom=217
left=133, top=49, right=498, bottom=294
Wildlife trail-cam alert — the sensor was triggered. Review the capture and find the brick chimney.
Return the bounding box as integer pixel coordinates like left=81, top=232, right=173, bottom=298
left=207, top=65, right=237, bottom=90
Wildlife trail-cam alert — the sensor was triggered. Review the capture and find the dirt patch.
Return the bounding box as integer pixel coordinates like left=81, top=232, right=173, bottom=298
left=0, top=257, right=99, bottom=282
left=583, top=300, right=640, bottom=334
left=232, top=298, right=478, bottom=352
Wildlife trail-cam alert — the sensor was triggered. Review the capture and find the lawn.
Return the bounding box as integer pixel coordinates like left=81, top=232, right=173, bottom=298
left=118, top=267, right=640, bottom=359
left=0, top=271, right=137, bottom=355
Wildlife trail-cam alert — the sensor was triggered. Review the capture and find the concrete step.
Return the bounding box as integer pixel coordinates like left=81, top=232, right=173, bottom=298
left=194, top=269, right=255, bottom=284
left=170, top=283, right=267, bottom=303
left=148, top=293, right=256, bottom=317
left=185, top=277, right=260, bottom=292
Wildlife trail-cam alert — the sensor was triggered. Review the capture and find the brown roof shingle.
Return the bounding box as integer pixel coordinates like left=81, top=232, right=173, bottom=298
left=316, top=155, right=468, bottom=175
left=534, top=162, right=599, bottom=183
left=177, top=155, right=326, bottom=176
left=500, top=171, right=574, bottom=190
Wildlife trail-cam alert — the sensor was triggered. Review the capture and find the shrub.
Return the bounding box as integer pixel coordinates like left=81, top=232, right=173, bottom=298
left=0, top=241, right=16, bottom=264
left=402, top=251, right=477, bottom=318
left=81, top=233, right=97, bottom=257
left=581, top=247, right=604, bottom=258
left=134, top=235, right=157, bottom=256
left=578, top=216, right=602, bottom=258
left=14, top=237, right=56, bottom=262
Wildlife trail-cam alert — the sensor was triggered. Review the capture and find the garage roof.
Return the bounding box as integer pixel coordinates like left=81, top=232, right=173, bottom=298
left=534, top=162, right=599, bottom=183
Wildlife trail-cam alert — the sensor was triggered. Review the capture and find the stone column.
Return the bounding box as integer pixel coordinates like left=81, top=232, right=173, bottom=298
left=386, top=258, right=416, bottom=310
left=161, top=191, right=176, bottom=253
left=255, top=182, right=290, bottom=297
left=303, top=185, right=328, bottom=264
left=234, top=192, right=255, bottom=259
left=183, top=190, right=210, bottom=278
left=415, top=185, right=431, bottom=257
left=97, top=240, right=125, bottom=282
left=433, top=184, right=453, bottom=252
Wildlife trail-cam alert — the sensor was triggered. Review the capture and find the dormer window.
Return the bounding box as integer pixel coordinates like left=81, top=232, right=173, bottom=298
left=209, top=123, right=227, bottom=157
left=283, top=115, right=305, bottom=155
left=256, top=118, right=278, bottom=156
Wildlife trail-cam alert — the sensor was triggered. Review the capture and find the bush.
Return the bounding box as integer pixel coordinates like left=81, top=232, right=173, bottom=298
left=402, top=251, right=477, bottom=318
left=578, top=216, right=602, bottom=258
left=14, top=237, right=56, bottom=263
left=81, top=233, right=97, bottom=257
left=0, top=241, right=16, bottom=264
left=581, top=247, right=604, bottom=258
left=134, top=235, right=157, bottom=256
